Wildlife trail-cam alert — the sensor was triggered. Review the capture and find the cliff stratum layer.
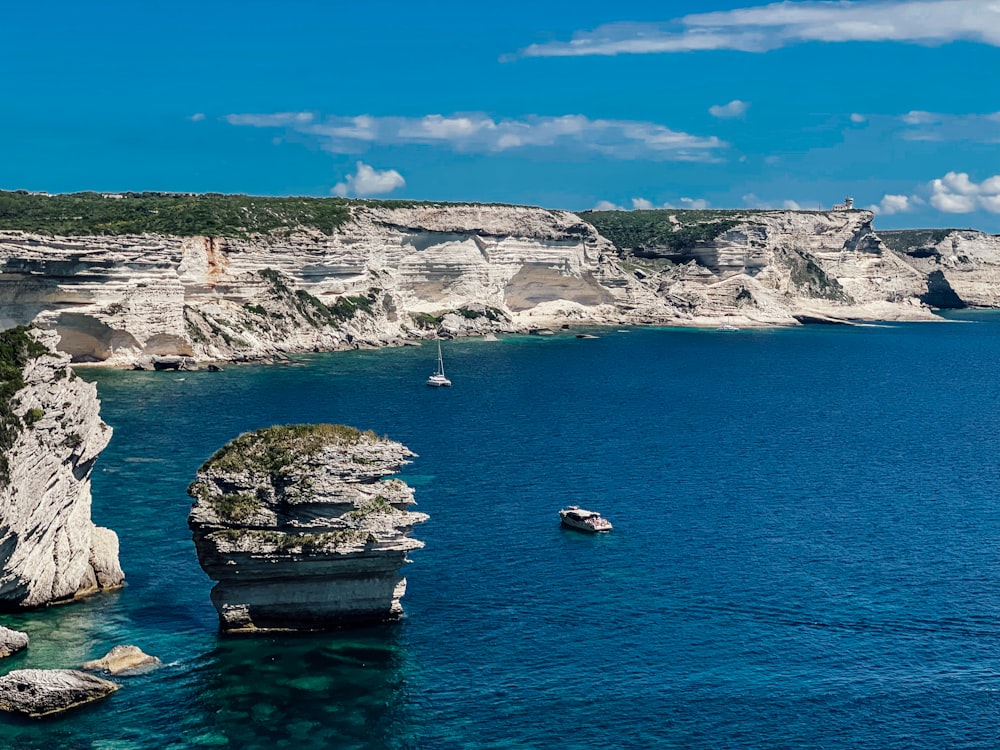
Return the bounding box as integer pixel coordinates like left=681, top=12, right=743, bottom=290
left=187, top=424, right=426, bottom=632
left=0, top=195, right=986, bottom=365
left=880, top=229, right=1000, bottom=309
left=0, top=327, right=123, bottom=609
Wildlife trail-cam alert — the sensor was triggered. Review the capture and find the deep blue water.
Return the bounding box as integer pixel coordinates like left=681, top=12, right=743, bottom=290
left=3, top=316, right=1000, bottom=747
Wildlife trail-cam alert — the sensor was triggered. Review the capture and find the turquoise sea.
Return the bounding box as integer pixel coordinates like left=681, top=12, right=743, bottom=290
left=3, top=314, right=1000, bottom=748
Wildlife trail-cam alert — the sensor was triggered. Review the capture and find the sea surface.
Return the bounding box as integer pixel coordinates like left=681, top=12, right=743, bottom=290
left=3, top=314, right=1000, bottom=748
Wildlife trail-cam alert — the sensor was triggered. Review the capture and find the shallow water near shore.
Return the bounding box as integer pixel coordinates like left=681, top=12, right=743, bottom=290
left=3, top=316, right=1000, bottom=747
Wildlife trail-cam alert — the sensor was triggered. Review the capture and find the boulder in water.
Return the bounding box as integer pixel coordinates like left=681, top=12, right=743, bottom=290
left=0, top=669, right=119, bottom=718
left=82, top=645, right=161, bottom=675
left=0, top=626, right=28, bottom=658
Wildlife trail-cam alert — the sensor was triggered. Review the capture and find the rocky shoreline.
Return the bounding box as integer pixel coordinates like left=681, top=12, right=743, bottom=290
left=0, top=328, right=123, bottom=609
left=0, top=203, right=986, bottom=369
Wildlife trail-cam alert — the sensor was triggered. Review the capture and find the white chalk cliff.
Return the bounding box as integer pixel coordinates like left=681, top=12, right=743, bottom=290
left=0, top=329, right=123, bottom=609
left=0, top=205, right=973, bottom=366
left=613, top=210, right=937, bottom=326
left=188, top=424, right=426, bottom=631
left=885, top=229, right=1000, bottom=309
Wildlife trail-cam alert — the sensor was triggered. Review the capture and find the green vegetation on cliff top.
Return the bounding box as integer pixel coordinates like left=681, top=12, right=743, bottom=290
left=0, top=326, right=52, bottom=486
left=581, top=209, right=749, bottom=251
left=201, top=423, right=380, bottom=476
left=1, top=190, right=888, bottom=251
left=0, top=191, right=443, bottom=237
left=877, top=229, right=959, bottom=252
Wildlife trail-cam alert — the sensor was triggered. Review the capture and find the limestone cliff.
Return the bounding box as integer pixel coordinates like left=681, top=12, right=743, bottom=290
left=0, top=202, right=962, bottom=368
left=187, top=424, right=426, bottom=632
left=0, top=204, right=620, bottom=365
left=881, top=229, right=1000, bottom=309
left=595, top=209, right=935, bottom=326
left=0, top=327, right=122, bottom=609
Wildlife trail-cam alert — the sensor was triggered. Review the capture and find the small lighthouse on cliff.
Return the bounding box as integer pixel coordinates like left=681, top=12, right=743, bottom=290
left=833, top=196, right=855, bottom=210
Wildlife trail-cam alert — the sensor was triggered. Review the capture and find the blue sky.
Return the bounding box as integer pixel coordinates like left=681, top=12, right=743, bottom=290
left=5, top=0, right=1000, bottom=231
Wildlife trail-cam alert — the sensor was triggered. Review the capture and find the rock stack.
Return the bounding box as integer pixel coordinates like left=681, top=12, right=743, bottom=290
left=188, top=424, right=427, bottom=632
left=0, top=327, right=123, bottom=609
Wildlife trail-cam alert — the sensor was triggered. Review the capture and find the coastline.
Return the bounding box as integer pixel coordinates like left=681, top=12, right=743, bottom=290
left=0, top=203, right=992, bottom=369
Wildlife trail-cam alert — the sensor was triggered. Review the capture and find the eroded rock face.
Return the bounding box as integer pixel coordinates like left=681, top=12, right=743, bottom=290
left=0, top=328, right=123, bottom=609
left=0, top=205, right=956, bottom=367
left=0, top=205, right=615, bottom=366
left=188, top=424, right=427, bottom=632
left=890, top=229, right=1000, bottom=308
left=0, top=669, right=119, bottom=718
left=618, top=210, right=937, bottom=327
left=0, top=626, right=29, bottom=658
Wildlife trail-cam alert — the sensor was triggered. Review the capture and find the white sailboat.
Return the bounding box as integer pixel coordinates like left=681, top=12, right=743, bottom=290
left=426, top=341, right=451, bottom=387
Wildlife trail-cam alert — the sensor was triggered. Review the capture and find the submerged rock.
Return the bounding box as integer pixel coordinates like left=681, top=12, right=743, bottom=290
left=82, top=645, right=161, bottom=675
left=0, top=669, right=119, bottom=718
left=0, top=327, right=123, bottom=609
left=188, top=424, right=427, bottom=632
left=0, top=626, right=28, bottom=658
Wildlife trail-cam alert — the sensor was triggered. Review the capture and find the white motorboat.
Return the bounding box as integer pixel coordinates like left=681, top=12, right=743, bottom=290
left=426, top=342, right=451, bottom=387
left=559, top=505, right=612, bottom=533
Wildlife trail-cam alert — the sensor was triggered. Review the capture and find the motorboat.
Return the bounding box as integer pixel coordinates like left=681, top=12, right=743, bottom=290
left=559, top=505, right=612, bottom=533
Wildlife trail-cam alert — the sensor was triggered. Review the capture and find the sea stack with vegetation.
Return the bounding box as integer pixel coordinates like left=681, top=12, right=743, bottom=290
left=0, top=326, right=123, bottom=608
left=187, top=424, right=427, bottom=632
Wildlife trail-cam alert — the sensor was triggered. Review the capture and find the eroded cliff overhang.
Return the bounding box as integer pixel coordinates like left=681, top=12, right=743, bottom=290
left=188, top=424, right=427, bottom=632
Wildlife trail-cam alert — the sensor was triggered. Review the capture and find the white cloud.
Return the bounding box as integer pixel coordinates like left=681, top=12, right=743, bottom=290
left=517, top=0, right=1000, bottom=58
left=593, top=200, right=625, bottom=211
left=928, top=171, right=1000, bottom=213
left=400, top=114, right=494, bottom=141
left=331, top=162, right=405, bottom=198
left=869, top=194, right=919, bottom=215
left=742, top=193, right=809, bottom=210
left=865, top=173, right=1000, bottom=215
left=227, top=111, right=727, bottom=162
left=893, top=109, right=1000, bottom=142
left=593, top=197, right=711, bottom=211
left=313, top=115, right=380, bottom=142
left=931, top=190, right=977, bottom=213
left=937, top=171, right=978, bottom=195
left=853, top=109, right=1000, bottom=143
left=901, top=110, right=938, bottom=125
left=189, top=113, right=206, bottom=122
left=225, top=112, right=314, bottom=128
left=678, top=197, right=711, bottom=210
left=709, top=100, right=750, bottom=119
left=635, top=197, right=712, bottom=210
